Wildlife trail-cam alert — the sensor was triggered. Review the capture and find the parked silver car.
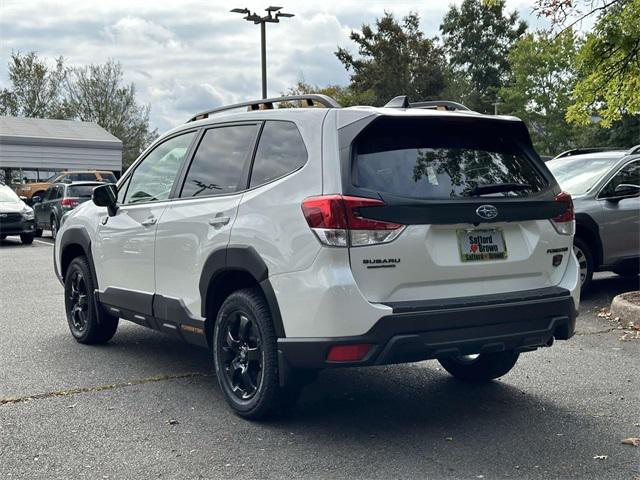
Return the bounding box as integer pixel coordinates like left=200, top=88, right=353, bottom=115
left=547, top=146, right=640, bottom=288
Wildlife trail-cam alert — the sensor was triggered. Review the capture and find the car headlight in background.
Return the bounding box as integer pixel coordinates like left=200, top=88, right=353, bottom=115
left=21, top=207, right=34, bottom=220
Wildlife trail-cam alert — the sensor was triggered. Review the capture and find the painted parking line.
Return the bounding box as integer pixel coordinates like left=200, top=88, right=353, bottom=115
left=34, top=239, right=54, bottom=246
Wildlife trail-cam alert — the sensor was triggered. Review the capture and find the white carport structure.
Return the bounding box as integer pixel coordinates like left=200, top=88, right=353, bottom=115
left=0, top=116, right=122, bottom=183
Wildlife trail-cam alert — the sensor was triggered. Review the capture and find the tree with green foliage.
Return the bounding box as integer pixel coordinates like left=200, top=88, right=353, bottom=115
left=440, top=0, right=527, bottom=113
left=283, top=80, right=371, bottom=107
left=335, top=12, right=446, bottom=106
left=566, top=0, right=639, bottom=127
left=535, top=0, right=639, bottom=128
left=65, top=60, right=157, bottom=168
left=500, top=30, right=580, bottom=155
left=0, top=51, right=69, bottom=118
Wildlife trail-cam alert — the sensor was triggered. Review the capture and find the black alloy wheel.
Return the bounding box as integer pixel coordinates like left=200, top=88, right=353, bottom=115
left=64, top=256, right=119, bottom=344
left=68, top=270, right=89, bottom=334
left=218, top=310, right=264, bottom=401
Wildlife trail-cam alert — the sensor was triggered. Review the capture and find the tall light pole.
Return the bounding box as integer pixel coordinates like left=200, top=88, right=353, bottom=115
left=231, top=6, right=295, bottom=99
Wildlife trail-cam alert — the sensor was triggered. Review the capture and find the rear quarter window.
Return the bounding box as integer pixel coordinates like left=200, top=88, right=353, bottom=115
left=352, top=117, right=547, bottom=199
left=249, top=121, right=308, bottom=188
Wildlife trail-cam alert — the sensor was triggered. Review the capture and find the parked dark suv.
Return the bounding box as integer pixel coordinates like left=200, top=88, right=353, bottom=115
left=33, top=182, right=104, bottom=239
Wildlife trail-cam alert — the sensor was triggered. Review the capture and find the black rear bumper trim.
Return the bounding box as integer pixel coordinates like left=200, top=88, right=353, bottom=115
left=278, top=290, right=576, bottom=370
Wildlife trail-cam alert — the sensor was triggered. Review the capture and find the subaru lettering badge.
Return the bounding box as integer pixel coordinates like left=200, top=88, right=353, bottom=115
left=475, top=204, right=498, bottom=220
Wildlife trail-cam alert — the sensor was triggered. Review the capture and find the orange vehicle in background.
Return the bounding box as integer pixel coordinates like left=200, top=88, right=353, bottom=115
left=14, top=170, right=117, bottom=202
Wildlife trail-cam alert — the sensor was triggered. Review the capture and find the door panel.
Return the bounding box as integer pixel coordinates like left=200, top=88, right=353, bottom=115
left=93, top=202, right=168, bottom=296
left=155, top=195, right=242, bottom=317
left=154, top=124, right=260, bottom=319
left=600, top=197, right=640, bottom=263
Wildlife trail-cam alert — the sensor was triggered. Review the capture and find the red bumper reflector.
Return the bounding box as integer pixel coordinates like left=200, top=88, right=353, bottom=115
left=327, top=344, right=371, bottom=362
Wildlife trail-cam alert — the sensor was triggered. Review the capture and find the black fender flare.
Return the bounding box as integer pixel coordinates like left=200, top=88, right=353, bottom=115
left=575, top=212, right=603, bottom=267
left=58, top=227, right=98, bottom=288
left=199, top=245, right=285, bottom=337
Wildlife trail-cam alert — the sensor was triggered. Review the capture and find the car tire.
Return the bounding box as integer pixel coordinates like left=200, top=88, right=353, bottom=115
left=438, top=350, right=520, bottom=382
left=20, top=233, right=34, bottom=244
left=573, top=237, right=594, bottom=290
left=213, top=287, right=300, bottom=420
left=35, top=228, right=43, bottom=238
left=64, top=256, right=119, bottom=344
left=51, top=216, right=59, bottom=240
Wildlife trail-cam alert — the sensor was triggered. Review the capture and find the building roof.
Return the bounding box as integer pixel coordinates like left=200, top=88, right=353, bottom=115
left=0, top=116, right=122, bottom=149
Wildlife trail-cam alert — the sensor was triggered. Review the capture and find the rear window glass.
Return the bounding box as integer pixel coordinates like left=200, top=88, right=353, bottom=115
left=352, top=118, right=547, bottom=199
left=68, top=185, right=98, bottom=197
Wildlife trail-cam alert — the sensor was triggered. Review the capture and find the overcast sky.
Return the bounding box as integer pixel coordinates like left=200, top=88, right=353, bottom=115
left=0, top=0, right=549, bottom=133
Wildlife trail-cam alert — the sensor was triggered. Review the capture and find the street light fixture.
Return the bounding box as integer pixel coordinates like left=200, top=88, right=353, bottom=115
left=231, top=6, right=295, bottom=99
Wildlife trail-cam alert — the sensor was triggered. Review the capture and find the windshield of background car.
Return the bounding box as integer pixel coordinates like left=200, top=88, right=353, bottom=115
left=0, top=186, right=20, bottom=202
left=547, top=155, right=619, bottom=196
left=68, top=185, right=99, bottom=198
left=352, top=117, right=547, bottom=199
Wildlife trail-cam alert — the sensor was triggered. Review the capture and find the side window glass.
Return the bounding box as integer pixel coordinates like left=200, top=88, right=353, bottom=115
left=54, top=186, right=63, bottom=199
left=123, top=131, right=196, bottom=204
left=250, top=121, right=308, bottom=188
left=43, top=187, right=55, bottom=200
left=181, top=124, right=259, bottom=198
left=600, top=161, right=640, bottom=198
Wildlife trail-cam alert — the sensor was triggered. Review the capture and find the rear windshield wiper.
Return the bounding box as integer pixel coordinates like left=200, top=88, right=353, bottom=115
left=468, top=183, right=531, bottom=196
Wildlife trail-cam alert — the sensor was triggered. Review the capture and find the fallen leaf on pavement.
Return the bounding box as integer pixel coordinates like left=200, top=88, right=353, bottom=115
left=593, top=455, right=608, bottom=460
left=166, top=419, right=179, bottom=425
left=622, top=438, right=640, bottom=447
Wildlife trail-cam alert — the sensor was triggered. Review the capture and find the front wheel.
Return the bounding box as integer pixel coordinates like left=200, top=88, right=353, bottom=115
left=438, top=350, right=520, bottom=382
left=64, top=256, right=119, bottom=344
left=573, top=238, right=594, bottom=290
left=213, top=288, right=300, bottom=420
left=20, top=233, right=34, bottom=244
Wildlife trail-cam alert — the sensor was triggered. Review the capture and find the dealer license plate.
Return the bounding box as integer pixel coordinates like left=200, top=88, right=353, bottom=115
left=457, top=229, right=508, bottom=262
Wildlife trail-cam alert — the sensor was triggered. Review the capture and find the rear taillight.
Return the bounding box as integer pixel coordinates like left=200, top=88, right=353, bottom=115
left=301, top=195, right=405, bottom=247
left=61, top=197, right=79, bottom=208
left=550, top=192, right=574, bottom=236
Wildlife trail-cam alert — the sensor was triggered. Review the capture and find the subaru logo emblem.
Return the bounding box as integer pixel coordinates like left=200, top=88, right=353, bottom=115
left=475, top=204, right=498, bottom=220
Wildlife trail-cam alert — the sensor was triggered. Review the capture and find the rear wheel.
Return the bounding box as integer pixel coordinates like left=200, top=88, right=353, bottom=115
left=573, top=237, right=594, bottom=290
left=438, top=350, right=520, bottom=382
left=213, top=288, right=300, bottom=419
left=20, top=233, right=34, bottom=244
left=64, top=256, right=119, bottom=344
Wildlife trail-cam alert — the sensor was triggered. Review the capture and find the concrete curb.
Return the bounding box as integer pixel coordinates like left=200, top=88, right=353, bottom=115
left=610, top=291, right=640, bottom=327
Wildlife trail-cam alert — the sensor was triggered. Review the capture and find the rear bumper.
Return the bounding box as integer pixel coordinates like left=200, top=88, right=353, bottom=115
left=278, top=286, right=577, bottom=370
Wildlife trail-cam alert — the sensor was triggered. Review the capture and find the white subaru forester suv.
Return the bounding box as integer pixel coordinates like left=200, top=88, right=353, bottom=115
left=54, top=95, right=580, bottom=419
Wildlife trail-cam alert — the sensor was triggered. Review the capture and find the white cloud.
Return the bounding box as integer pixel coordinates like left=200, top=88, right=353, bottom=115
left=0, top=0, right=548, bottom=133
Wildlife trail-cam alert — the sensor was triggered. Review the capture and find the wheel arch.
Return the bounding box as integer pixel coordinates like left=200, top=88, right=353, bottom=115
left=59, top=227, right=98, bottom=288
left=199, top=246, right=285, bottom=345
left=575, top=213, right=603, bottom=269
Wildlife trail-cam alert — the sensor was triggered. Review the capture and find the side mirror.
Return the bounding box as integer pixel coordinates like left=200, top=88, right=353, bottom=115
left=92, top=183, right=118, bottom=216
left=614, top=183, right=640, bottom=197
left=31, top=196, right=42, bottom=204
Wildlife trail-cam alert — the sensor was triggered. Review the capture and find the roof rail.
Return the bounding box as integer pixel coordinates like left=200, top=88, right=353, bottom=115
left=626, top=144, right=640, bottom=155
left=187, top=94, right=341, bottom=123
left=383, top=95, right=471, bottom=111
left=553, top=147, right=627, bottom=160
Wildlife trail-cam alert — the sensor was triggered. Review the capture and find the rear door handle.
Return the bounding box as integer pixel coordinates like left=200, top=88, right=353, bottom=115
left=141, top=216, right=157, bottom=227
left=209, top=215, right=230, bottom=227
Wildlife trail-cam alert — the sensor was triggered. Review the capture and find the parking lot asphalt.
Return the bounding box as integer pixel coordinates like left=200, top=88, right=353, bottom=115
left=1, top=235, right=639, bottom=480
